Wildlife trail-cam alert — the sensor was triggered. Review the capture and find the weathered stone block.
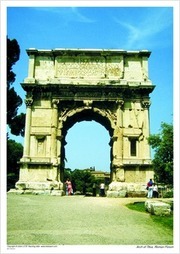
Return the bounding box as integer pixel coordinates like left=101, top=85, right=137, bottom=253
left=108, top=182, right=148, bottom=197
left=24, top=190, right=33, bottom=194
left=107, top=190, right=127, bottom=198
left=8, top=189, right=24, bottom=194
left=151, top=202, right=171, bottom=216
left=145, top=200, right=155, bottom=212
left=51, top=190, right=64, bottom=196
left=15, top=181, right=61, bottom=191
left=145, top=200, right=171, bottom=216
left=108, top=182, right=127, bottom=191
left=32, top=190, right=43, bottom=195
left=15, top=182, right=26, bottom=190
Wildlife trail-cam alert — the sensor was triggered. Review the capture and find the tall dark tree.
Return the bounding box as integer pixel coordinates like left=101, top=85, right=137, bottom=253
left=7, top=37, right=25, bottom=136
left=7, top=134, right=23, bottom=190
left=7, top=38, right=20, bottom=88
left=6, top=37, right=25, bottom=189
left=148, top=122, right=173, bottom=186
left=7, top=137, right=23, bottom=175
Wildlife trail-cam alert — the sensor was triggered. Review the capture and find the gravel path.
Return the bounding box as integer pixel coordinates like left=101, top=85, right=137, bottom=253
left=7, top=194, right=173, bottom=246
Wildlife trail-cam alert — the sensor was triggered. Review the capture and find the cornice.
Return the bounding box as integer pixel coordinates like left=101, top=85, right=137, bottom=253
left=26, top=48, right=151, bottom=58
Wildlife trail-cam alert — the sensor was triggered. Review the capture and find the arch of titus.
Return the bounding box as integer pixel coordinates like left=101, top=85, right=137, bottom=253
left=15, top=48, right=155, bottom=196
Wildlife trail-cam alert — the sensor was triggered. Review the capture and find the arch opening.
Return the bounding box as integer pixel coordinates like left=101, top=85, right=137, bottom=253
left=65, top=120, right=111, bottom=171
left=59, top=108, right=113, bottom=183
left=62, top=108, right=114, bottom=137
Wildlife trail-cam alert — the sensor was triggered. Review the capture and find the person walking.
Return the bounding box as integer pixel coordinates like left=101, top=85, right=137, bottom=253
left=99, top=183, right=105, bottom=197
left=146, top=178, right=153, bottom=198
left=65, top=178, right=73, bottom=196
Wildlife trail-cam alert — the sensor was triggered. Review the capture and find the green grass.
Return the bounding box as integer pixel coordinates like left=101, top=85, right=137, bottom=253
left=126, top=202, right=173, bottom=230
left=150, top=214, right=173, bottom=230
left=126, top=202, right=146, bottom=213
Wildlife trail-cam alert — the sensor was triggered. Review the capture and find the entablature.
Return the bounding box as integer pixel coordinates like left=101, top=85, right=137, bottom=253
left=22, top=83, right=155, bottom=102
left=24, top=48, right=154, bottom=86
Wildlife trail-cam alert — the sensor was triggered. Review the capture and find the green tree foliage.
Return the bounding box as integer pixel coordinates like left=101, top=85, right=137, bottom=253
left=7, top=138, right=23, bottom=174
left=63, top=168, right=97, bottom=194
left=7, top=137, right=23, bottom=190
left=9, top=113, right=26, bottom=136
left=63, top=168, right=72, bottom=181
left=7, top=37, right=25, bottom=136
left=7, top=37, right=20, bottom=87
left=148, top=122, right=173, bottom=185
left=6, top=37, right=25, bottom=189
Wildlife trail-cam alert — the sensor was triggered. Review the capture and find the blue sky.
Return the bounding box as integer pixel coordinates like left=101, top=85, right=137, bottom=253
left=5, top=3, right=176, bottom=172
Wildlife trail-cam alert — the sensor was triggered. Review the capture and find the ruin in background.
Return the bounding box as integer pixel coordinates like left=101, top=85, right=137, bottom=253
left=15, top=48, right=155, bottom=196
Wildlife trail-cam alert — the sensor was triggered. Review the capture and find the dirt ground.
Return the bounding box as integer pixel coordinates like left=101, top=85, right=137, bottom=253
left=6, top=194, right=174, bottom=246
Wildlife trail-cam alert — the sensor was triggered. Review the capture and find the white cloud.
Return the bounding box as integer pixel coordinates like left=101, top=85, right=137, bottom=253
left=33, top=7, right=95, bottom=24
left=71, top=7, right=95, bottom=23
left=114, top=8, right=172, bottom=49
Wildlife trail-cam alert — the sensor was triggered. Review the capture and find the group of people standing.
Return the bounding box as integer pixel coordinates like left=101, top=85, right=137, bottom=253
left=65, top=178, right=159, bottom=198
left=65, top=179, right=106, bottom=197
left=146, top=178, right=159, bottom=198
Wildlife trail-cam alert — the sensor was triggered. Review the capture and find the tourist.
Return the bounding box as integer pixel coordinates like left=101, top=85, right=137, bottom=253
left=153, top=183, right=159, bottom=198
left=65, top=178, right=73, bottom=196
left=99, top=183, right=105, bottom=197
left=146, top=178, right=153, bottom=198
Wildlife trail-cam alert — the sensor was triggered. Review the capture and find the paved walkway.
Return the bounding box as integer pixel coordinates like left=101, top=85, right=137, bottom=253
left=7, top=194, right=173, bottom=247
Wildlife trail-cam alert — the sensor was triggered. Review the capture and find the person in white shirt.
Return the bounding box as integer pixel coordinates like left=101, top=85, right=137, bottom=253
left=153, top=183, right=159, bottom=198
left=100, top=183, right=105, bottom=197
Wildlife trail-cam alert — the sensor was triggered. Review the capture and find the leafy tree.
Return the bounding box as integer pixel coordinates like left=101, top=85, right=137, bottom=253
left=71, top=169, right=96, bottom=194
left=8, top=113, right=25, bottom=136
left=7, top=138, right=23, bottom=175
left=63, top=168, right=96, bottom=194
left=6, top=37, right=25, bottom=189
left=148, top=122, right=173, bottom=185
left=64, top=168, right=72, bottom=181
left=7, top=137, right=23, bottom=190
left=7, top=37, right=25, bottom=136
left=7, top=37, right=20, bottom=88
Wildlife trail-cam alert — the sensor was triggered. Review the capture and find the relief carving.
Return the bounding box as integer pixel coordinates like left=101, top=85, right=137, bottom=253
left=35, top=56, right=54, bottom=79
left=35, top=136, right=46, bottom=156
left=106, top=56, right=123, bottom=78
left=83, top=100, right=93, bottom=109
left=56, top=56, right=105, bottom=78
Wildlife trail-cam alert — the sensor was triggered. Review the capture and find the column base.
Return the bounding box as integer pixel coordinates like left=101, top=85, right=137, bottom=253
left=8, top=188, right=65, bottom=196
left=107, top=182, right=148, bottom=197
left=15, top=180, right=63, bottom=191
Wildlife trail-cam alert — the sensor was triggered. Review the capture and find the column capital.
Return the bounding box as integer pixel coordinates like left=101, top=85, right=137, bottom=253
left=116, top=99, right=124, bottom=108
left=25, top=98, right=33, bottom=107
left=52, top=99, right=59, bottom=108
left=141, top=100, right=151, bottom=108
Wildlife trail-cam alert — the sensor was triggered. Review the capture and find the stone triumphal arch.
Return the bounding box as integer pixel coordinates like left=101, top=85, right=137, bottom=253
left=15, top=48, right=155, bottom=196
